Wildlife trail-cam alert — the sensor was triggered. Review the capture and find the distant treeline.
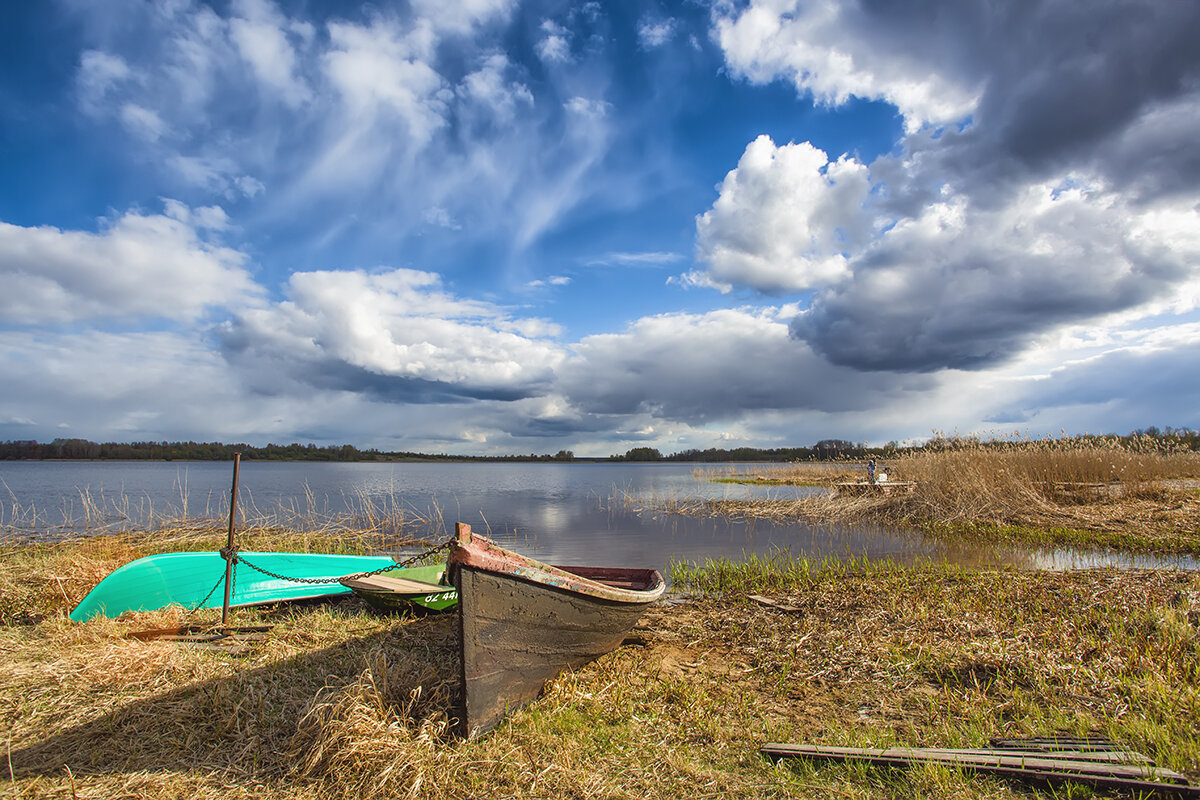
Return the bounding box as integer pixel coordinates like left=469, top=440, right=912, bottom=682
left=2, top=428, right=1197, bottom=463
left=0, top=439, right=459, bottom=462
left=0, top=439, right=870, bottom=462
left=614, top=440, right=869, bottom=462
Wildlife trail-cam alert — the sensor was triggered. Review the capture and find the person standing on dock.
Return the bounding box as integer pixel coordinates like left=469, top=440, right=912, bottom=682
left=867, top=458, right=876, bottom=485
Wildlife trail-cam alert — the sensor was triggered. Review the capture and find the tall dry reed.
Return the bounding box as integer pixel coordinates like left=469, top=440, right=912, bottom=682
left=666, top=435, right=1200, bottom=550
left=889, top=434, right=1200, bottom=528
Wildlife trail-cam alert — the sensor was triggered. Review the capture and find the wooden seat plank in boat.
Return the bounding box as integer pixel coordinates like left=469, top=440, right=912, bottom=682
left=338, top=566, right=458, bottom=613
left=339, top=573, right=446, bottom=593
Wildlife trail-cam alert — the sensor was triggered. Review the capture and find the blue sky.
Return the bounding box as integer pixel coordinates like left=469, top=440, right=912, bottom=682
left=2, top=0, right=1199, bottom=456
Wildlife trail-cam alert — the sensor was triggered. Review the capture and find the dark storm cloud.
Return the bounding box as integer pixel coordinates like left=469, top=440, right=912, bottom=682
left=1018, top=340, right=1200, bottom=424
left=309, top=362, right=540, bottom=404
left=790, top=212, right=1189, bottom=372
left=711, top=0, right=1200, bottom=373
left=560, top=309, right=936, bottom=424
left=841, top=0, right=1200, bottom=194
left=976, top=2, right=1200, bottom=177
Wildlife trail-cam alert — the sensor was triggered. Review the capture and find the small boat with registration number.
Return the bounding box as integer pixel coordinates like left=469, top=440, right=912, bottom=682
left=339, top=569, right=458, bottom=612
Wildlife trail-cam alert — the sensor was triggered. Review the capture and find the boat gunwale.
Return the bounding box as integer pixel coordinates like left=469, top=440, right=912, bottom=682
left=449, top=531, right=665, bottom=604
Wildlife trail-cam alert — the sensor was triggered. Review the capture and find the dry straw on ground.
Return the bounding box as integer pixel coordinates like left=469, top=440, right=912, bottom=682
left=3, top=549, right=1198, bottom=799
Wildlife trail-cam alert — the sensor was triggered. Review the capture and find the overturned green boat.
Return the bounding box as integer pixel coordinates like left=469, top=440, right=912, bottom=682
left=70, top=551, right=453, bottom=621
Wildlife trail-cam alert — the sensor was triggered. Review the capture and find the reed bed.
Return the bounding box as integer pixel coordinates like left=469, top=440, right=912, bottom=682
left=669, top=436, right=1200, bottom=554
left=3, top=541, right=1197, bottom=799
left=0, top=482, right=449, bottom=546
left=696, top=462, right=863, bottom=487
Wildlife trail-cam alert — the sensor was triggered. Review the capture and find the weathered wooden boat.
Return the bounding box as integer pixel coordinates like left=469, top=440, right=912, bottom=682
left=449, top=522, right=665, bottom=738
left=339, top=568, right=458, bottom=612
left=70, top=551, right=436, bottom=621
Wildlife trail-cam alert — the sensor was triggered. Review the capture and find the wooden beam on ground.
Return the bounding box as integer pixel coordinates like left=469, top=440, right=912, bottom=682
left=127, top=625, right=272, bottom=642
left=748, top=594, right=802, bottom=613
left=761, top=743, right=1200, bottom=798
left=990, top=735, right=1119, bottom=751
left=854, top=746, right=1153, bottom=765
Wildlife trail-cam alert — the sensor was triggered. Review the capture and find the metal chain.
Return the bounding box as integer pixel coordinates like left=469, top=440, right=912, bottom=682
left=230, top=539, right=452, bottom=585
left=191, top=570, right=228, bottom=613
left=183, top=540, right=449, bottom=617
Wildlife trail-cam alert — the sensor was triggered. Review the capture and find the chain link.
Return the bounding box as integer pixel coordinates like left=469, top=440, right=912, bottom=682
left=191, top=570, right=228, bottom=613
left=230, top=539, right=452, bottom=585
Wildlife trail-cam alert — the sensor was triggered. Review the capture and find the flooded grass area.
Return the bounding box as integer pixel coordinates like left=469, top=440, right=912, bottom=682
left=3, top=533, right=1199, bottom=799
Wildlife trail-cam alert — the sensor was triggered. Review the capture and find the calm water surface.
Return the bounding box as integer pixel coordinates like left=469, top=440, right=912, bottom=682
left=1, top=461, right=1194, bottom=575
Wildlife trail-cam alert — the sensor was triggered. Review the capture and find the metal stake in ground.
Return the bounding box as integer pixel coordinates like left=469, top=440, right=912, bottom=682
left=221, top=452, right=242, bottom=628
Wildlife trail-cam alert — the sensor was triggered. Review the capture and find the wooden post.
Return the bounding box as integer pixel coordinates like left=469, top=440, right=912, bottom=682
left=221, top=452, right=242, bottom=628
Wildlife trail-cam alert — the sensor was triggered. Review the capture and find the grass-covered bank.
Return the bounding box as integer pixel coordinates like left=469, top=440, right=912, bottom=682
left=682, top=437, right=1200, bottom=555
left=3, top=538, right=1198, bottom=799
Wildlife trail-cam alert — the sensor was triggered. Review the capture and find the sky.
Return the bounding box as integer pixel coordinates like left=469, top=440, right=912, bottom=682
left=1, top=0, right=1199, bottom=457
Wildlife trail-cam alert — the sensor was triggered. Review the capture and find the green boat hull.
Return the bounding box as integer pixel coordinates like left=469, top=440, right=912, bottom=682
left=341, top=574, right=458, bottom=613
left=70, top=551, right=444, bottom=621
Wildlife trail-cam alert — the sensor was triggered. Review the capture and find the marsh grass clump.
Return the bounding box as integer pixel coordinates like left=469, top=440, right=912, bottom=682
left=697, top=462, right=863, bottom=487
left=884, top=435, right=1200, bottom=550
left=669, top=549, right=893, bottom=596
left=288, top=647, right=459, bottom=798
left=669, top=550, right=816, bottom=595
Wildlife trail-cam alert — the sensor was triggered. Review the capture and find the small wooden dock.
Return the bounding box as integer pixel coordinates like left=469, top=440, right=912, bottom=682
left=834, top=481, right=916, bottom=497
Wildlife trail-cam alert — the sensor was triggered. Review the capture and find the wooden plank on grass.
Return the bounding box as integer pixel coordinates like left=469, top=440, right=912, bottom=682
left=748, top=594, right=802, bottom=613
left=870, top=747, right=1153, bottom=765
left=990, top=735, right=1118, bottom=751
left=761, top=744, right=1193, bottom=786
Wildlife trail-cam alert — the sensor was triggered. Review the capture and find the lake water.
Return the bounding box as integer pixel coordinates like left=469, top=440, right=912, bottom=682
left=1, top=460, right=1194, bottom=574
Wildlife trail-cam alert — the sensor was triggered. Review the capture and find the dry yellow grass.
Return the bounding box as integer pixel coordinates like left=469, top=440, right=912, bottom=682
left=3, top=549, right=1198, bottom=799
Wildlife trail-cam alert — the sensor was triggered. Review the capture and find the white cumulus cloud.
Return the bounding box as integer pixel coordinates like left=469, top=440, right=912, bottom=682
left=0, top=204, right=260, bottom=325
left=218, top=268, right=567, bottom=402
left=702, top=0, right=1200, bottom=375
left=692, top=135, right=872, bottom=293
left=714, top=0, right=981, bottom=131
